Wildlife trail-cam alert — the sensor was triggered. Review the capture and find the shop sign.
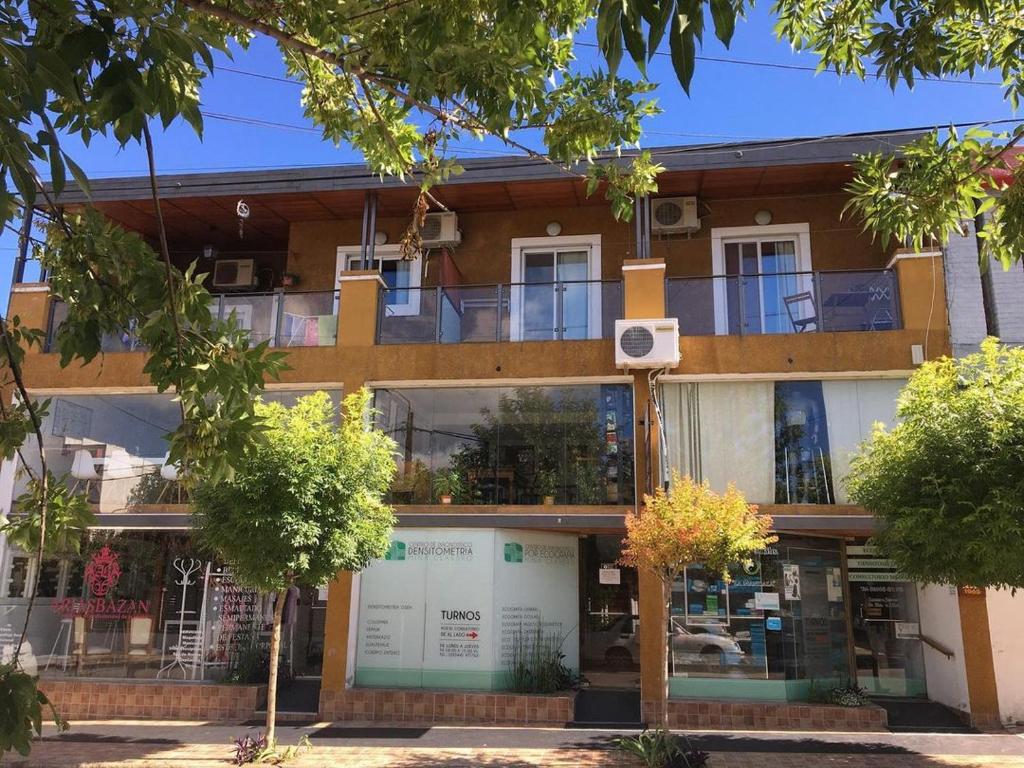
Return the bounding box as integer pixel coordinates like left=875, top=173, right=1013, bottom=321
left=753, top=592, right=780, bottom=610
left=52, top=546, right=150, bottom=619
left=599, top=567, right=621, bottom=585
left=783, top=564, right=801, bottom=600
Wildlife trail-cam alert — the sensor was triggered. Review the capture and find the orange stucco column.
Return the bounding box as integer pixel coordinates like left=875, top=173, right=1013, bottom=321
left=320, top=571, right=354, bottom=694
left=622, top=258, right=670, bottom=713
left=958, top=587, right=1002, bottom=728
left=623, top=259, right=666, bottom=320
left=8, top=285, right=54, bottom=354
left=889, top=250, right=948, bottom=357
left=336, top=270, right=386, bottom=346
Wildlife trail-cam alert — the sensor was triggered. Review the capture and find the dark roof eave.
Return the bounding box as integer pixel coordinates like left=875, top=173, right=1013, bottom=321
left=44, top=129, right=928, bottom=205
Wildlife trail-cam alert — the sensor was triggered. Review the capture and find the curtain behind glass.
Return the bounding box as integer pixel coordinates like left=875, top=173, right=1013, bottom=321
left=822, top=379, right=905, bottom=503
left=662, top=382, right=775, bottom=503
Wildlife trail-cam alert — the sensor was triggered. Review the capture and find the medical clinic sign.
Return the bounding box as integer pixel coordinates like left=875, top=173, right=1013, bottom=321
left=52, top=546, right=151, bottom=619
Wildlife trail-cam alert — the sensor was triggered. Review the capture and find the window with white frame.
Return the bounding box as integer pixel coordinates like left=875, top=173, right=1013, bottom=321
left=509, top=235, right=602, bottom=341
left=337, top=246, right=422, bottom=316
left=710, top=224, right=813, bottom=335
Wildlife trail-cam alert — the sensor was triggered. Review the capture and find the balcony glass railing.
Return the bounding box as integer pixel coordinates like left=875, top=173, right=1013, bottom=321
left=45, top=290, right=339, bottom=352
left=376, top=280, right=622, bottom=344
left=665, top=269, right=900, bottom=336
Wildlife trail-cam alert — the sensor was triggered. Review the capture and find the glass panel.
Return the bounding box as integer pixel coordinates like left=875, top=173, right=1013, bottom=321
left=557, top=250, right=589, bottom=340
left=221, top=294, right=278, bottom=345
left=579, top=535, right=640, bottom=688
left=774, top=381, right=834, bottom=504
left=759, top=241, right=799, bottom=334
left=374, top=385, right=635, bottom=506
left=666, top=278, right=716, bottom=336
left=819, top=271, right=899, bottom=332
left=279, top=292, right=338, bottom=347
left=439, top=285, right=508, bottom=343
left=381, top=260, right=411, bottom=307
left=523, top=252, right=556, bottom=340
left=378, top=287, right=437, bottom=344
left=600, top=281, right=622, bottom=339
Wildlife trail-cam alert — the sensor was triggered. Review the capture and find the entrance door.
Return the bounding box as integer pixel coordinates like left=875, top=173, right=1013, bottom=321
left=579, top=535, right=640, bottom=689
left=520, top=248, right=591, bottom=340
left=288, top=585, right=327, bottom=678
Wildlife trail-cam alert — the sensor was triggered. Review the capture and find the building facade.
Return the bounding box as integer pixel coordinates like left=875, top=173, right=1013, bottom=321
left=0, top=130, right=1010, bottom=728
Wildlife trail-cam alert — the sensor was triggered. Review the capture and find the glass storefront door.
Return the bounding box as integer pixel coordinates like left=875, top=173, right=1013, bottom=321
left=579, top=535, right=640, bottom=689
left=287, top=585, right=327, bottom=678
left=848, top=544, right=927, bottom=697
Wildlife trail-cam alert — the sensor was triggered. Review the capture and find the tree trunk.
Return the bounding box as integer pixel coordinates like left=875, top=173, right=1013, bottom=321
left=265, top=587, right=287, bottom=745
left=661, top=579, right=670, bottom=731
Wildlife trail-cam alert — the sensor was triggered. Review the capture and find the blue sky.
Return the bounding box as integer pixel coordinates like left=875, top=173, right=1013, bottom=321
left=1, top=6, right=1017, bottom=305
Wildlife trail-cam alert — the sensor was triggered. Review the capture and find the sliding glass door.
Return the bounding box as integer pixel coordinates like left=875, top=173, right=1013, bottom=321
left=521, top=249, right=591, bottom=340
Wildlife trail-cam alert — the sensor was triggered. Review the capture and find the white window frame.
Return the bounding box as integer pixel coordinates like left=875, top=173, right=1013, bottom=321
left=336, top=245, right=422, bottom=316
left=710, top=224, right=813, bottom=335
left=509, top=235, right=603, bottom=342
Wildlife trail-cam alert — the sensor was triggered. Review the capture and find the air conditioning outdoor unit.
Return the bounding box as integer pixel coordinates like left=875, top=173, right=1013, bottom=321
left=421, top=212, right=462, bottom=247
left=615, top=318, right=681, bottom=369
left=211, top=258, right=257, bottom=289
left=651, top=196, right=700, bottom=234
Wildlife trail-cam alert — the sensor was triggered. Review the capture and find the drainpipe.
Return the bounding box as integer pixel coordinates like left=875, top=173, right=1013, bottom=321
left=358, top=192, right=371, bottom=270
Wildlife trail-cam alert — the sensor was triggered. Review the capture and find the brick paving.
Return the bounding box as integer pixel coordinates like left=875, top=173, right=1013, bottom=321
left=9, top=721, right=1024, bottom=768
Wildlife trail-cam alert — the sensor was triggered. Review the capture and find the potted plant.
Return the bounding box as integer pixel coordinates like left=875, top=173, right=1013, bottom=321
left=536, top=468, right=558, bottom=505
left=433, top=469, right=464, bottom=504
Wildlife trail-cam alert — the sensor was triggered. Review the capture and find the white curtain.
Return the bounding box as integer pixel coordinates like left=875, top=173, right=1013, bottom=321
left=822, top=379, right=906, bottom=503
left=662, top=381, right=775, bottom=503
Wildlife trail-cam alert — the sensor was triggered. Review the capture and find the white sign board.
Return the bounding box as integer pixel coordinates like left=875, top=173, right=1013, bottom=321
left=598, top=568, right=621, bottom=585
left=753, top=591, right=780, bottom=611
left=355, top=528, right=578, bottom=690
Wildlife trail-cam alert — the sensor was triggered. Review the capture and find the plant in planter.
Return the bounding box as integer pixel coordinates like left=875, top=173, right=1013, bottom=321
left=535, top=468, right=559, bottom=505
left=432, top=469, right=466, bottom=504
left=828, top=682, right=869, bottom=708
left=616, top=729, right=709, bottom=768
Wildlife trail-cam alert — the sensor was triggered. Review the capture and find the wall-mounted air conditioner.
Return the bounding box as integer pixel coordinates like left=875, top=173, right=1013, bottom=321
left=651, top=196, right=700, bottom=234
left=615, top=319, right=681, bottom=369
left=421, top=212, right=462, bottom=247
left=211, top=258, right=256, bottom=289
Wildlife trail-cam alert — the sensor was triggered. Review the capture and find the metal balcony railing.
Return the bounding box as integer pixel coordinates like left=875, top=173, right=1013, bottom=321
left=665, top=269, right=901, bottom=336
left=376, top=280, right=623, bottom=344
left=45, top=290, right=339, bottom=352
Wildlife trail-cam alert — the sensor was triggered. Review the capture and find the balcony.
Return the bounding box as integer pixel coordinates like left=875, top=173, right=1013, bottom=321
left=665, top=269, right=900, bottom=336
left=375, top=280, right=622, bottom=344
left=45, top=290, right=339, bottom=352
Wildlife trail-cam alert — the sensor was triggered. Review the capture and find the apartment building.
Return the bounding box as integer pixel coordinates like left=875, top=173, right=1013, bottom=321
left=0, top=129, right=1006, bottom=729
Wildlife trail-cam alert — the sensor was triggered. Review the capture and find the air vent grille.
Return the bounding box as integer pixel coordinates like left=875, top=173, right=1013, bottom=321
left=620, top=326, right=655, bottom=358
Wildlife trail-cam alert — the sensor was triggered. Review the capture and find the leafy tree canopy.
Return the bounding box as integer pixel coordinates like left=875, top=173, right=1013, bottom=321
left=847, top=338, right=1024, bottom=590
left=191, top=389, right=397, bottom=591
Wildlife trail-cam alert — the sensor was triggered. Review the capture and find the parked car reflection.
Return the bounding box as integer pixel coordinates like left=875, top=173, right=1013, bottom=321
left=582, top=615, right=746, bottom=670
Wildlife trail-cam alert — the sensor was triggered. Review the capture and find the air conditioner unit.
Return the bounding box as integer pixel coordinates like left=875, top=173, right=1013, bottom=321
left=211, top=258, right=256, bottom=289
left=421, top=212, right=462, bottom=247
left=651, top=196, right=700, bottom=234
left=615, top=319, right=681, bottom=369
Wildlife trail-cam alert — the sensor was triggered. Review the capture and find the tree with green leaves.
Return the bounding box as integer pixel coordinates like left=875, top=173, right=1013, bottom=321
left=847, top=338, right=1024, bottom=590
left=619, top=471, right=775, bottom=728
left=191, top=389, right=397, bottom=745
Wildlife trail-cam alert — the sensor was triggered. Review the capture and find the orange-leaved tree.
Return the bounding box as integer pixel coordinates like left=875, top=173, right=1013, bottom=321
left=620, top=471, right=776, bottom=728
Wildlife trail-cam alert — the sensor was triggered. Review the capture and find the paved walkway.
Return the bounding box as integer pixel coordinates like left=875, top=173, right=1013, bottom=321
left=10, top=720, right=1024, bottom=767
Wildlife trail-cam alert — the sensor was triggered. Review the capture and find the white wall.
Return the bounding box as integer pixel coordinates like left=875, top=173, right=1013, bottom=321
left=986, top=589, right=1024, bottom=726
left=916, top=583, right=970, bottom=716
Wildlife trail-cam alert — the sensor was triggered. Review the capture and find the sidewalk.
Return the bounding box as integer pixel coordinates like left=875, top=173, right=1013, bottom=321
left=11, top=720, right=1024, bottom=767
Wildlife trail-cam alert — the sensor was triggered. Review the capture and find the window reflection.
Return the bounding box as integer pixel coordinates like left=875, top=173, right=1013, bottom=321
left=374, top=385, right=634, bottom=505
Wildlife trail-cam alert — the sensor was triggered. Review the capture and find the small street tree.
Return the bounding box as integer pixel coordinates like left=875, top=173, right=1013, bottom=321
left=847, top=338, right=1024, bottom=590
left=620, top=471, right=775, bottom=729
left=191, top=389, right=396, bottom=745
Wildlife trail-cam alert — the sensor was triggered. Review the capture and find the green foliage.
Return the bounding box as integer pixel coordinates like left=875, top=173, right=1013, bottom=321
left=616, top=728, right=710, bottom=768
left=232, top=732, right=311, bottom=765
left=505, top=621, right=576, bottom=693
left=432, top=468, right=467, bottom=504
left=192, top=389, right=397, bottom=593
left=847, top=338, right=1024, bottom=589
left=1, top=473, right=95, bottom=555
left=0, top=664, right=68, bottom=757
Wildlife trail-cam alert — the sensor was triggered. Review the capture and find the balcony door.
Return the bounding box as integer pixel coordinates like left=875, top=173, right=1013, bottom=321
left=510, top=235, right=602, bottom=341
left=711, top=224, right=812, bottom=335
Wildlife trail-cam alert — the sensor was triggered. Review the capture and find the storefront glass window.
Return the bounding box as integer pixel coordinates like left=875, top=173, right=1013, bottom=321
left=668, top=535, right=851, bottom=701
left=0, top=531, right=323, bottom=682
left=662, top=379, right=904, bottom=505
left=374, top=385, right=634, bottom=505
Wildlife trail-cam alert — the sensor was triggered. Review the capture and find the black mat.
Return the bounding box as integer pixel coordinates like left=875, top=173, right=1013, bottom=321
left=44, top=735, right=180, bottom=745
left=310, top=727, right=432, bottom=740
left=872, top=698, right=977, bottom=733
left=256, top=678, right=322, bottom=714
left=571, top=689, right=643, bottom=727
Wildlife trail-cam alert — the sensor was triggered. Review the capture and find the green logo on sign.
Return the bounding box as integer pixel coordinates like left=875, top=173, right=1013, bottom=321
left=504, top=542, right=523, bottom=563
left=385, top=541, right=406, bottom=561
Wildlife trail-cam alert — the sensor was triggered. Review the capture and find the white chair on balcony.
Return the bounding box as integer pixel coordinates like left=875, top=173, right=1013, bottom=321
left=70, top=449, right=100, bottom=499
